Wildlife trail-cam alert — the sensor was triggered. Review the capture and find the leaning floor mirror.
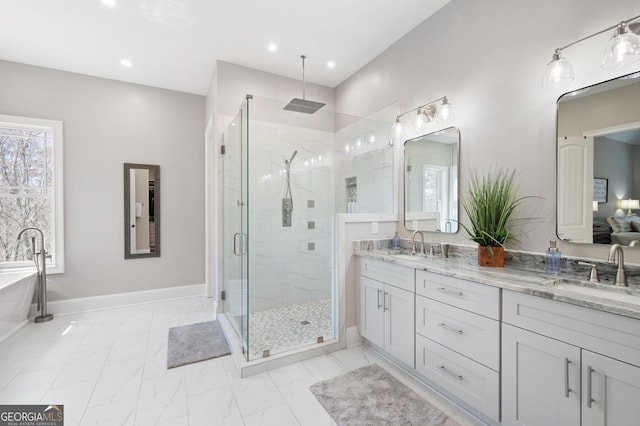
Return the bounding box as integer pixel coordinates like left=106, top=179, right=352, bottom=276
left=124, top=163, right=160, bottom=259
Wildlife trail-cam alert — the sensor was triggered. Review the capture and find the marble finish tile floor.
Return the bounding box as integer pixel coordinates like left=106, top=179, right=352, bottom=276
left=0, top=297, right=476, bottom=425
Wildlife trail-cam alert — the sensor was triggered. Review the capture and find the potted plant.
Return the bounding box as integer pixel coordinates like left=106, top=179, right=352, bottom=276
left=460, top=168, right=530, bottom=267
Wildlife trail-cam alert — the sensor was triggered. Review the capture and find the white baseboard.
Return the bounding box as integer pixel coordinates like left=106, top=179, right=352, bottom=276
left=28, top=283, right=207, bottom=318
left=346, top=325, right=362, bottom=348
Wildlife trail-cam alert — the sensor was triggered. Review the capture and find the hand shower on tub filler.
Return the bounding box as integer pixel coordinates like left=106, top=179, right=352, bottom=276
left=282, top=151, right=297, bottom=227
left=17, top=227, right=54, bottom=323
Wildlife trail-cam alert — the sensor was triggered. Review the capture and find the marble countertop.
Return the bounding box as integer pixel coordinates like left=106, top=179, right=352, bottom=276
left=355, top=247, right=640, bottom=321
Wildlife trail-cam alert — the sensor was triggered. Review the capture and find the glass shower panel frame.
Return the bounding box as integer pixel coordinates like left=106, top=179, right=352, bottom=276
left=244, top=96, right=338, bottom=361
left=222, top=100, right=250, bottom=360
left=221, top=94, right=394, bottom=362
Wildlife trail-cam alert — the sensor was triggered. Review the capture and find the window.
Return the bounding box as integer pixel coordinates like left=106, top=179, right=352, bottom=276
left=0, top=114, right=64, bottom=273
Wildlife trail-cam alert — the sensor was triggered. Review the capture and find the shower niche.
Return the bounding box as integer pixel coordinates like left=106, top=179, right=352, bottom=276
left=221, top=95, right=393, bottom=361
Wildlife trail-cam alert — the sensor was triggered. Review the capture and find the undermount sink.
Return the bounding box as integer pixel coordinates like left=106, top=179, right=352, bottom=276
left=548, top=278, right=640, bottom=306
left=375, top=250, right=429, bottom=260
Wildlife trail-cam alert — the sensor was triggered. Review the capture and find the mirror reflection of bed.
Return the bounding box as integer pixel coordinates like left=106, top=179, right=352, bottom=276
left=557, top=71, right=640, bottom=247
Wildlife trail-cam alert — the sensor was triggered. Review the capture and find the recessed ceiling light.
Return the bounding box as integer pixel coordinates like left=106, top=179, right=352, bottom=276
left=268, top=43, right=278, bottom=52
left=327, top=61, right=336, bottom=69
left=101, top=0, right=116, bottom=7
left=120, top=59, right=132, bottom=67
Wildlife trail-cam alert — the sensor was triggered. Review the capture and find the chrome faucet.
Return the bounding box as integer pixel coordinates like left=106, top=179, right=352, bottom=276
left=411, top=230, right=425, bottom=255
left=607, top=243, right=627, bottom=287
left=17, top=227, right=53, bottom=322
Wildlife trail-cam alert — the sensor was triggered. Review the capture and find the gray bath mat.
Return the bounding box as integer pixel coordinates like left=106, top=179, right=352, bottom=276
left=167, top=320, right=230, bottom=369
left=310, top=364, right=460, bottom=426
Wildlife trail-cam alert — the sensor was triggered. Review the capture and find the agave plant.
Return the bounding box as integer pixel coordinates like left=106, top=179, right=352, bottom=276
left=460, top=168, right=529, bottom=249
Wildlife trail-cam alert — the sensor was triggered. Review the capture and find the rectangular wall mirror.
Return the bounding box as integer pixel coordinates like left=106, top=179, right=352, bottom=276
left=404, top=127, right=459, bottom=233
left=124, top=163, right=160, bottom=258
left=557, top=71, right=640, bottom=246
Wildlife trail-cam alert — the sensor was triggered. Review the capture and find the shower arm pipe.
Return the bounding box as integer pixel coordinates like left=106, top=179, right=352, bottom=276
left=301, top=55, right=307, bottom=100
left=395, top=96, right=447, bottom=120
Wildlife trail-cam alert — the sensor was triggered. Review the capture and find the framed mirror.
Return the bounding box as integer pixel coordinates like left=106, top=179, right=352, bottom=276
left=124, top=163, right=160, bottom=258
left=557, top=71, right=640, bottom=246
left=404, top=127, right=459, bottom=233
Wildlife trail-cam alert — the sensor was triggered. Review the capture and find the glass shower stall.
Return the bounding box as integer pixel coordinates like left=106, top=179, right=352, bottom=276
left=221, top=95, right=393, bottom=361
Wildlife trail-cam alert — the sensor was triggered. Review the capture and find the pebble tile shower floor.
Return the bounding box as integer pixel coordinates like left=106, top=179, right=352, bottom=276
left=235, top=299, right=332, bottom=360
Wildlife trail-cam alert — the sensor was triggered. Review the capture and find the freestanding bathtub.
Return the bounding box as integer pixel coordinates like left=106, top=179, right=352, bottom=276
left=0, top=270, right=37, bottom=342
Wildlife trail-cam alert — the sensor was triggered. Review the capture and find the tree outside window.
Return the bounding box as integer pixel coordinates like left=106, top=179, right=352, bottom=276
left=0, top=116, right=63, bottom=271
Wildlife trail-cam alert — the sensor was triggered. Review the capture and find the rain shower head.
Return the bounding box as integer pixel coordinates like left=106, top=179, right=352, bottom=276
left=283, top=55, right=325, bottom=114
left=283, top=98, right=325, bottom=114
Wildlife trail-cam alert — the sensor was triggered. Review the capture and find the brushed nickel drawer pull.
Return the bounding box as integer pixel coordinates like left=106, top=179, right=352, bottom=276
left=564, top=357, right=572, bottom=398
left=437, top=287, right=463, bottom=297
left=438, top=322, right=463, bottom=335
left=438, top=365, right=463, bottom=381
left=587, top=365, right=594, bottom=408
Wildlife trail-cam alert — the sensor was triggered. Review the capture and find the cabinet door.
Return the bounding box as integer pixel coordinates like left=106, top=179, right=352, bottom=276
left=359, top=276, right=384, bottom=348
left=384, top=284, right=415, bottom=368
left=502, top=324, right=580, bottom=426
left=582, top=350, right=640, bottom=426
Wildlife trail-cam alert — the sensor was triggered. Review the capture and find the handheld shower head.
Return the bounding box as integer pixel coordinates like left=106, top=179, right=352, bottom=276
left=288, top=151, right=298, bottom=163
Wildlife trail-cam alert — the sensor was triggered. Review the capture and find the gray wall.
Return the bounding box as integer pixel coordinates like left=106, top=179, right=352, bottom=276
left=0, top=60, right=206, bottom=300
left=335, top=0, right=640, bottom=262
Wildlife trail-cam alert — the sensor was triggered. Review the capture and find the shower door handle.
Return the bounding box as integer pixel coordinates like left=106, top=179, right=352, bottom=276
left=233, top=233, right=247, bottom=256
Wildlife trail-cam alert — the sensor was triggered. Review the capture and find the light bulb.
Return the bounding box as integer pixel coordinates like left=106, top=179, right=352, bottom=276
left=542, top=50, right=574, bottom=88
left=412, top=109, right=427, bottom=131
left=393, top=118, right=403, bottom=137
left=436, top=97, right=455, bottom=124
left=602, top=22, right=640, bottom=69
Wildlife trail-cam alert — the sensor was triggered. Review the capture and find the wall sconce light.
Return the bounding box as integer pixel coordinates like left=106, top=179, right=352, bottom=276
left=543, top=14, right=640, bottom=88
left=619, top=198, right=639, bottom=215
left=393, top=96, right=455, bottom=137
left=593, top=201, right=599, bottom=212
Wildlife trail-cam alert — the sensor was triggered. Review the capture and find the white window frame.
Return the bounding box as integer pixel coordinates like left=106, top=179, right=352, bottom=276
left=0, top=114, right=64, bottom=274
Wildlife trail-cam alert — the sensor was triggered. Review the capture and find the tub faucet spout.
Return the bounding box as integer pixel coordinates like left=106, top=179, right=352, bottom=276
left=607, top=243, right=627, bottom=287
left=17, top=227, right=53, bottom=323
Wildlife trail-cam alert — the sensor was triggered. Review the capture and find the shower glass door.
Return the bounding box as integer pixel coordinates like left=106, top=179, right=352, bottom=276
left=222, top=100, right=249, bottom=358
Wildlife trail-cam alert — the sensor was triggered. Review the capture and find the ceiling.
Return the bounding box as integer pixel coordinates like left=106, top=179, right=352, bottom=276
left=0, top=0, right=450, bottom=95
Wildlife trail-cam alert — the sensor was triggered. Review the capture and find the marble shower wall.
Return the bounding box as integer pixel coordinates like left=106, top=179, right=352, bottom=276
left=248, top=119, right=335, bottom=312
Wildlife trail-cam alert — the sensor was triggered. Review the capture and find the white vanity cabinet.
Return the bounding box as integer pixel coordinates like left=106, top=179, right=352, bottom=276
left=502, top=290, right=640, bottom=426
left=358, top=258, right=415, bottom=367
left=414, top=270, right=501, bottom=422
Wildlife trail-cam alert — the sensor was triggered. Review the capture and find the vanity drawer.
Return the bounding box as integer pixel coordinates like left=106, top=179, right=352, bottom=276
left=416, top=334, right=500, bottom=422
left=360, top=257, right=415, bottom=292
left=415, top=270, right=500, bottom=319
left=416, top=296, right=500, bottom=371
left=503, top=290, right=640, bottom=367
